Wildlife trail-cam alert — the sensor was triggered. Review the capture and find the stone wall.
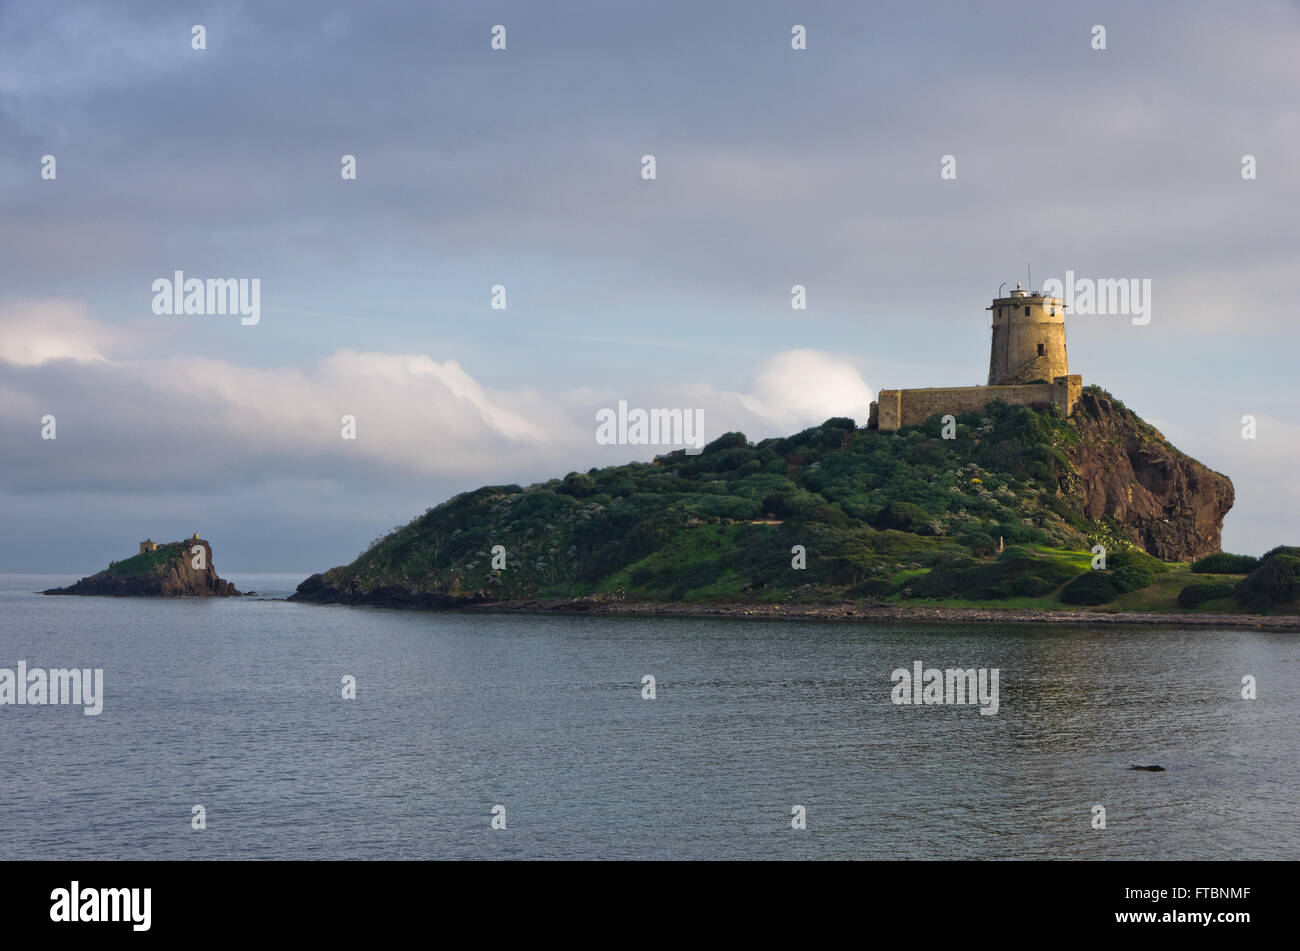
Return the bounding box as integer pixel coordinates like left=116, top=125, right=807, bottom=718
left=870, top=375, right=1081, bottom=430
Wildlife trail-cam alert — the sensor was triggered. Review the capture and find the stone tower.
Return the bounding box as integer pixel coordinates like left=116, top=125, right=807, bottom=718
left=987, top=283, right=1068, bottom=385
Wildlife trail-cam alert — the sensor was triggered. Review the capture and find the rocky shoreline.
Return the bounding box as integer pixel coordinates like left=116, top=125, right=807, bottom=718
left=464, top=599, right=1300, bottom=628
left=287, top=585, right=1300, bottom=629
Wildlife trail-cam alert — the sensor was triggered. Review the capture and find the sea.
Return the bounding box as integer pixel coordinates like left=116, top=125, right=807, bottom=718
left=1, top=572, right=1295, bottom=860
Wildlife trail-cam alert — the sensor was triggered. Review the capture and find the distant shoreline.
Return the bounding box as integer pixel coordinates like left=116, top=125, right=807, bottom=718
left=25, top=578, right=1297, bottom=629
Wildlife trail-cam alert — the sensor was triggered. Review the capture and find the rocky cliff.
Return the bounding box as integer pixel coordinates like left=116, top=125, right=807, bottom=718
left=44, top=538, right=240, bottom=597
left=1065, top=390, right=1233, bottom=561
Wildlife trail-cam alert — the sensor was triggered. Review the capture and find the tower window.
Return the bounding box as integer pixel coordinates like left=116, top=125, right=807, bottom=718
left=1050, top=306, right=1056, bottom=316
left=1024, top=306, right=1030, bottom=316
left=1037, top=343, right=1046, bottom=356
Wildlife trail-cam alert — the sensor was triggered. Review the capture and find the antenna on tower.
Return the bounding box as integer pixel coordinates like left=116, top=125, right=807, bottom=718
left=1027, top=263, right=1032, bottom=294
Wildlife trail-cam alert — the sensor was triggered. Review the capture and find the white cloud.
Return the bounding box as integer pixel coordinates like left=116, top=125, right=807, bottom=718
left=0, top=299, right=121, bottom=366
left=733, top=350, right=874, bottom=432
left=0, top=307, right=876, bottom=492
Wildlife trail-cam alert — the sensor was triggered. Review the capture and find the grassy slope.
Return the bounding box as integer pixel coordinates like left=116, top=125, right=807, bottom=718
left=107, top=544, right=183, bottom=577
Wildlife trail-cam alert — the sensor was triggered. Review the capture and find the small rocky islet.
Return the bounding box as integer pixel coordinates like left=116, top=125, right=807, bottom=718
left=43, top=536, right=241, bottom=597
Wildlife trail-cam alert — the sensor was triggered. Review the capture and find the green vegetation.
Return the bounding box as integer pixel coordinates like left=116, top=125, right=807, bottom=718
left=312, top=397, right=1290, bottom=616
left=1234, top=548, right=1300, bottom=610
left=1102, top=548, right=1165, bottom=594
left=1060, top=572, right=1121, bottom=605
left=107, top=544, right=183, bottom=577
left=1107, top=548, right=1169, bottom=575
left=901, top=554, right=1078, bottom=600
left=330, top=402, right=1104, bottom=602
left=1191, top=553, right=1260, bottom=574
left=1111, top=564, right=1155, bottom=593
left=1178, top=582, right=1235, bottom=609
left=1108, top=570, right=1207, bottom=612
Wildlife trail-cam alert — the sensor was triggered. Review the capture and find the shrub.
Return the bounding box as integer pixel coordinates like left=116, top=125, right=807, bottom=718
left=1020, top=558, right=1085, bottom=588
left=797, top=504, right=850, bottom=527
left=1111, top=563, right=1156, bottom=593
left=1013, top=574, right=1058, bottom=597
left=559, top=472, right=597, bottom=498
left=1177, top=582, right=1234, bottom=609
left=903, top=562, right=984, bottom=599
left=762, top=493, right=792, bottom=518
left=847, top=578, right=894, bottom=599
left=873, top=501, right=929, bottom=533
left=838, top=495, right=879, bottom=523
left=903, top=555, right=1075, bottom=601
left=990, top=522, right=1044, bottom=545
left=605, top=479, right=635, bottom=499
left=1234, top=554, right=1300, bottom=610
left=904, top=441, right=949, bottom=466
left=1261, top=545, right=1300, bottom=561
left=1107, top=548, right=1168, bottom=574
left=960, top=531, right=996, bottom=556
left=710, top=448, right=757, bottom=474
left=1060, top=572, right=1119, bottom=605
left=703, top=432, right=749, bottom=453
left=689, top=495, right=762, bottom=520
left=1190, top=553, right=1260, bottom=574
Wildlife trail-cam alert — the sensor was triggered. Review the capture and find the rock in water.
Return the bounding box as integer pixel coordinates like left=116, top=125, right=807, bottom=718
left=43, top=538, right=239, bottom=597
left=1129, top=765, right=1166, bottom=772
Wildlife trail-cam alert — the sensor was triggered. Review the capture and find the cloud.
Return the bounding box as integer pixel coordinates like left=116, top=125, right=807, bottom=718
left=0, top=299, right=122, bottom=365
left=732, top=350, right=875, bottom=432
left=0, top=306, right=875, bottom=494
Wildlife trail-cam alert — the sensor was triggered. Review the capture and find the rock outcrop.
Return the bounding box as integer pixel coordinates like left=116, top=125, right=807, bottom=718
left=289, top=572, right=477, bottom=609
left=1065, top=390, right=1233, bottom=561
left=44, top=538, right=239, bottom=597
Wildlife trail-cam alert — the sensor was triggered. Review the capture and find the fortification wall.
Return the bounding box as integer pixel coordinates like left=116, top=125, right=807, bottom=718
left=871, top=375, right=1081, bottom=430
left=1057, top=374, right=1082, bottom=419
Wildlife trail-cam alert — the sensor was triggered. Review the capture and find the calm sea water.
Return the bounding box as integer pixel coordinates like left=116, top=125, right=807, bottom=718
left=0, top=573, right=1295, bottom=860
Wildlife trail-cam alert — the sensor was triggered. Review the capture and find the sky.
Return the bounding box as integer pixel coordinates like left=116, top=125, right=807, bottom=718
left=1, top=0, right=1297, bottom=572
